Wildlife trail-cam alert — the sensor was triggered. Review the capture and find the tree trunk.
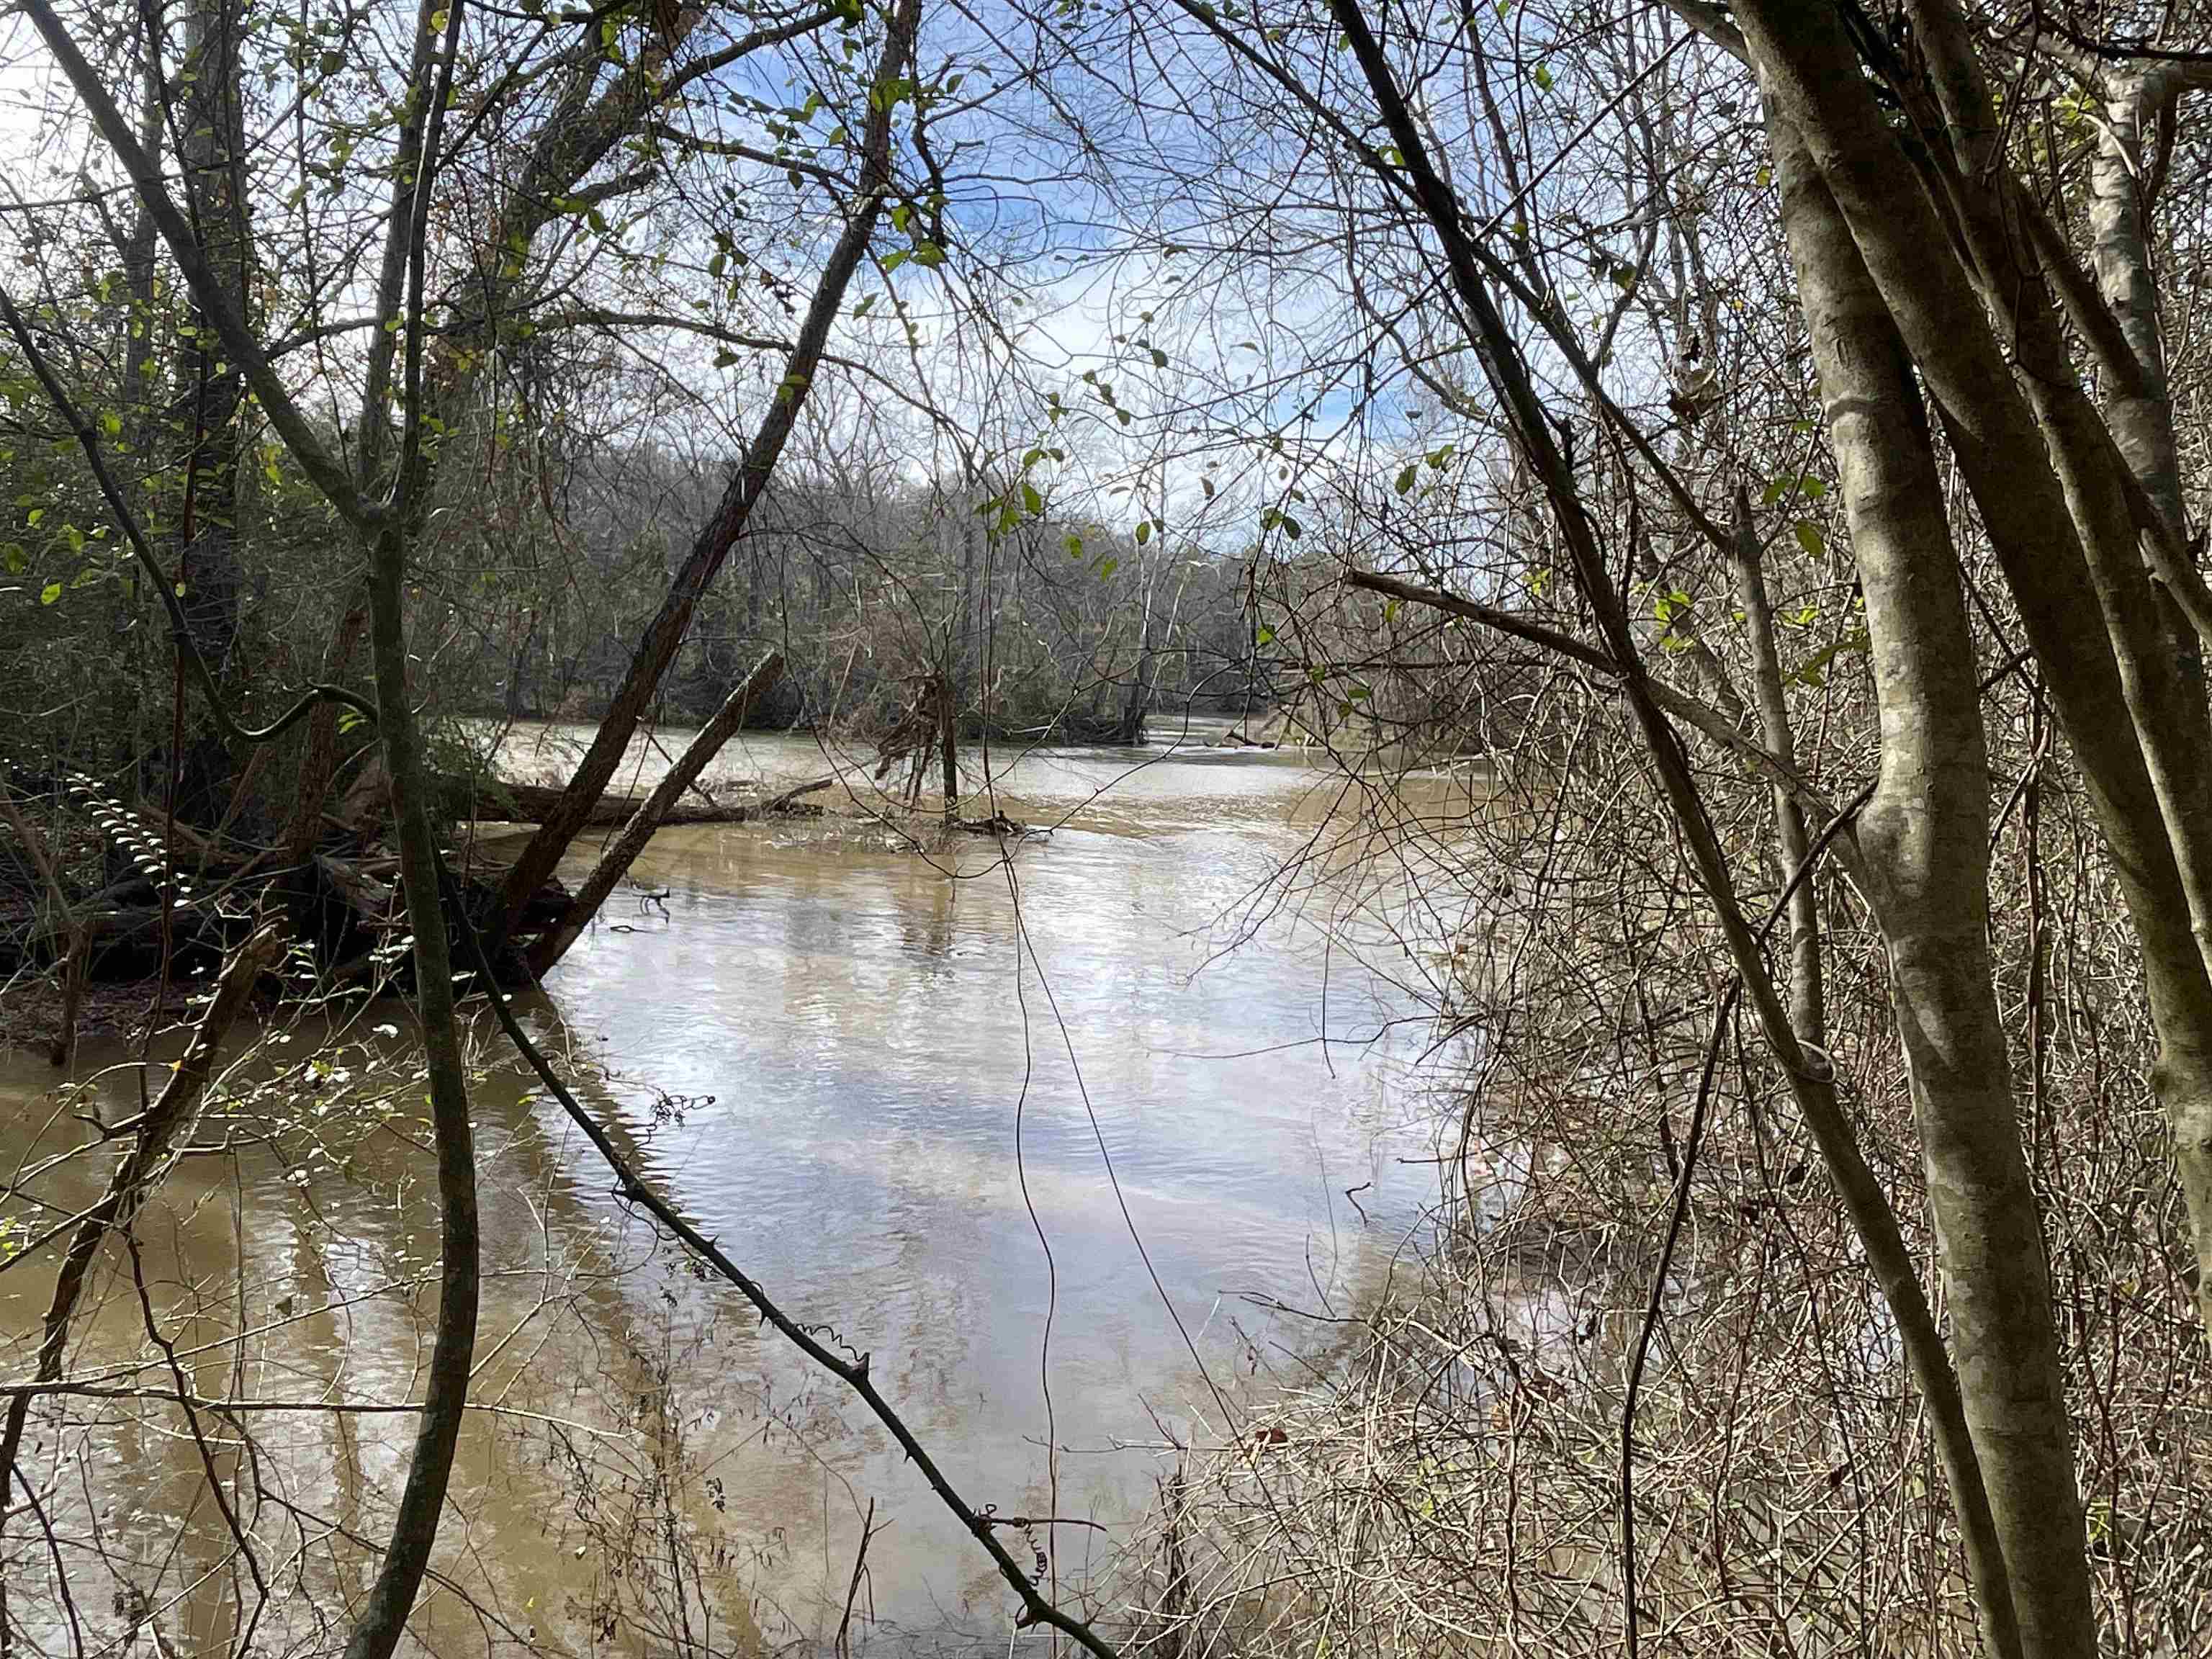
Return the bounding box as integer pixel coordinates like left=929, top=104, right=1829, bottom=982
left=491, top=0, right=920, bottom=944
left=339, top=518, right=480, bottom=1659
left=527, top=652, right=782, bottom=976
left=172, top=0, right=250, bottom=688
left=1725, top=0, right=2212, bottom=1355
left=1320, top=24, right=2019, bottom=1659
left=938, top=666, right=958, bottom=820
left=2085, top=66, right=2205, bottom=539
left=1727, top=490, right=1823, bottom=1050
left=1768, top=94, right=2082, bottom=1658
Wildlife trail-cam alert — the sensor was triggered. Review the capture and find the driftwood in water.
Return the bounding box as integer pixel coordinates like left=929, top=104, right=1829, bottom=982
left=1, top=696, right=827, bottom=1025
left=461, top=777, right=780, bottom=828
left=434, top=772, right=835, bottom=832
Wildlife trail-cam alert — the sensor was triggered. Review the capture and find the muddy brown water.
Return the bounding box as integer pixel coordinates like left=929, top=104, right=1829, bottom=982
left=1, top=719, right=1488, bottom=1655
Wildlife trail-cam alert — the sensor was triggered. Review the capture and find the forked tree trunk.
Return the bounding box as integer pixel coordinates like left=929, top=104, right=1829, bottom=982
left=1318, top=18, right=2020, bottom=1656
left=2070, top=65, right=2212, bottom=1347
left=1766, top=96, right=2086, bottom=1659
left=1723, top=0, right=2212, bottom=1354
left=526, top=652, right=783, bottom=976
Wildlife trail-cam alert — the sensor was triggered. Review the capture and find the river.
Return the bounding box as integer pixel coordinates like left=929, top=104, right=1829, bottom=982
left=1, top=719, right=1485, bottom=1655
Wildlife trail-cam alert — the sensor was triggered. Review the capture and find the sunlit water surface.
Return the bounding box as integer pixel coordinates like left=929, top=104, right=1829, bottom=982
left=1, top=719, right=1488, bottom=1655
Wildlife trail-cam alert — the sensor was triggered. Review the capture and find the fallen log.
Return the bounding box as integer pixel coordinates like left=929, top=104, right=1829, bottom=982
left=763, top=776, right=834, bottom=814
left=451, top=776, right=773, bottom=828
left=0, top=718, right=829, bottom=1004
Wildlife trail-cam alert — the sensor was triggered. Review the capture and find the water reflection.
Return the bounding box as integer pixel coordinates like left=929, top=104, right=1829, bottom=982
left=1, top=725, right=1475, bottom=1655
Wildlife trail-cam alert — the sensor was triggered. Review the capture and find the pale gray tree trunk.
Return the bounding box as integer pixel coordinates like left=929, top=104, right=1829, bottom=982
left=2084, top=65, right=2211, bottom=540
left=1766, top=94, right=2087, bottom=1659
left=1726, top=0, right=2212, bottom=1353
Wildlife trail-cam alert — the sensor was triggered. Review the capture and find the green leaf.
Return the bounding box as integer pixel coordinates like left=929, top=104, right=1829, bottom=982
left=1395, top=464, right=1418, bottom=495
left=1790, top=626, right=1871, bottom=686
left=1256, top=624, right=1276, bottom=646
left=1022, top=481, right=1043, bottom=516
left=1135, top=520, right=1151, bottom=545
left=39, top=582, right=60, bottom=605
left=1100, top=557, right=1118, bottom=579
left=1532, top=63, right=1555, bottom=91
left=1794, top=520, right=1825, bottom=557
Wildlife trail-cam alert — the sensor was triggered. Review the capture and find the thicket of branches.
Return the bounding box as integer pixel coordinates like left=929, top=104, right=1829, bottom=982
left=8, top=0, right=2212, bottom=1655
